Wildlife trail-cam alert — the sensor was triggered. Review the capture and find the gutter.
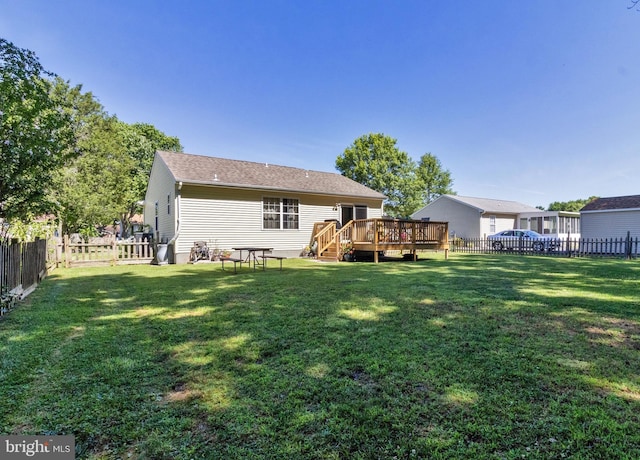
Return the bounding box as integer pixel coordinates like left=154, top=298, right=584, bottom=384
left=168, top=181, right=182, bottom=248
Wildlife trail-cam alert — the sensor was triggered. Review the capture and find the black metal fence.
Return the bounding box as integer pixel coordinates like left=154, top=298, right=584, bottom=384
left=1, top=239, right=47, bottom=315
left=450, top=233, right=640, bottom=259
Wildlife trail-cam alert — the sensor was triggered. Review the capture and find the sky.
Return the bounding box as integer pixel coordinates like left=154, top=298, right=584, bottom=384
left=2, top=0, right=640, bottom=208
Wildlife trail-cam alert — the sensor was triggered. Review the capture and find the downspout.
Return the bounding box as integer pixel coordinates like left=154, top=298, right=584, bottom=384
left=167, top=181, right=182, bottom=262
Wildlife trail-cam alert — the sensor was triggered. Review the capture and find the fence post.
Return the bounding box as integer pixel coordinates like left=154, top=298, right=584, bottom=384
left=64, top=234, right=70, bottom=268
left=56, top=238, right=62, bottom=268
left=112, top=239, right=117, bottom=266
left=626, top=231, right=631, bottom=260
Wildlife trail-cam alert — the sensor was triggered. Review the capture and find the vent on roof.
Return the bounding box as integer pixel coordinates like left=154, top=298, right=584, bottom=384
left=265, top=162, right=269, bottom=168
left=213, top=174, right=219, bottom=182
left=305, top=171, right=309, bottom=178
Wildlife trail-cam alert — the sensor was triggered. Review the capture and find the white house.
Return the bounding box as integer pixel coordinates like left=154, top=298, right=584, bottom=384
left=411, top=195, right=580, bottom=239
left=580, top=195, right=640, bottom=239
left=144, top=151, right=386, bottom=263
left=517, top=210, right=580, bottom=238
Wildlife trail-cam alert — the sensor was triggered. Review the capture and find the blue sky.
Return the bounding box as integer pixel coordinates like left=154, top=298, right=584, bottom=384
left=2, top=1, right=640, bottom=208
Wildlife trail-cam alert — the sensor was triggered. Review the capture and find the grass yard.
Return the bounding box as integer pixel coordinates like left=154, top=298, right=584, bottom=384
left=1, top=254, right=639, bottom=459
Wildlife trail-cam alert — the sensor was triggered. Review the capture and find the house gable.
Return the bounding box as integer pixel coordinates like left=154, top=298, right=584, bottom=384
left=412, top=195, right=540, bottom=238
left=144, top=153, right=178, bottom=241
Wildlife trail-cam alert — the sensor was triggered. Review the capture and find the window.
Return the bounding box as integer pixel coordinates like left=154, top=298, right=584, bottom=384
left=559, top=216, right=580, bottom=234
left=543, top=216, right=557, bottom=234
left=263, top=197, right=299, bottom=230
left=282, top=198, right=299, bottom=229
left=489, top=215, right=496, bottom=233
left=355, top=206, right=367, bottom=220
left=263, top=198, right=280, bottom=229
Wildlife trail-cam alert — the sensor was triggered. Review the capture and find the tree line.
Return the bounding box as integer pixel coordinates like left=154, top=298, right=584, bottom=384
left=1, top=38, right=181, bottom=241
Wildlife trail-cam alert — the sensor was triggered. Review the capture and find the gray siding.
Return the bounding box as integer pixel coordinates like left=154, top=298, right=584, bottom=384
left=173, top=185, right=383, bottom=262
left=581, top=210, right=640, bottom=239
left=413, top=197, right=481, bottom=238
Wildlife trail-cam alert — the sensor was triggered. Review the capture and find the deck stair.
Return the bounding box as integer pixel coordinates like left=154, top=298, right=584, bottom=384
left=311, top=221, right=344, bottom=262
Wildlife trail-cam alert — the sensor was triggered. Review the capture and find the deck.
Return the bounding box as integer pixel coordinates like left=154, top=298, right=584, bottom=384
left=312, top=218, right=449, bottom=263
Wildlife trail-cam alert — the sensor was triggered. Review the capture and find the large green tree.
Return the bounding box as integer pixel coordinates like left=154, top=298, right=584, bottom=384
left=116, top=122, right=182, bottom=235
left=0, top=39, right=75, bottom=224
left=336, top=133, right=454, bottom=218
left=336, top=133, right=422, bottom=218
left=416, top=153, right=454, bottom=204
left=56, top=115, right=182, bottom=235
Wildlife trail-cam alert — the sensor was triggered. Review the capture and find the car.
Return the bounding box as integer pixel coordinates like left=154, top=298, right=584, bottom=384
left=487, top=229, right=556, bottom=252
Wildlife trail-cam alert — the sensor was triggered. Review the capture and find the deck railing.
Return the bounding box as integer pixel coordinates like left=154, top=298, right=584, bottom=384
left=312, top=218, right=450, bottom=262
left=350, top=218, right=449, bottom=245
left=314, top=222, right=338, bottom=256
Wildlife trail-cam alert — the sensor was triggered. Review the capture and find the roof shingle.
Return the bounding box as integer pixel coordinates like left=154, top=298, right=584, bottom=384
left=443, top=195, right=540, bottom=213
left=157, top=151, right=386, bottom=200
left=581, top=195, right=640, bottom=211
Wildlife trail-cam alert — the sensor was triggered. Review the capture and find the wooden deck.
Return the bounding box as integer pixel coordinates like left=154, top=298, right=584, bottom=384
left=312, top=218, right=449, bottom=263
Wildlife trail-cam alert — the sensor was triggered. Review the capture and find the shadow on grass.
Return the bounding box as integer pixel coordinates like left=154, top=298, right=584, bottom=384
left=1, top=255, right=639, bottom=459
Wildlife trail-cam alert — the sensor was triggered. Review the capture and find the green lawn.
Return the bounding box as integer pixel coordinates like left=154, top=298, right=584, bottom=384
left=1, top=254, right=639, bottom=459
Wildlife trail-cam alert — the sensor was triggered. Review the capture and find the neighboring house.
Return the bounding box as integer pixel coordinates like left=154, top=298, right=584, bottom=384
left=411, top=195, right=579, bottom=239
left=580, top=194, right=640, bottom=239
left=144, top=151, right=386, bottom=263
left=516, top=210, right=580, bottom=239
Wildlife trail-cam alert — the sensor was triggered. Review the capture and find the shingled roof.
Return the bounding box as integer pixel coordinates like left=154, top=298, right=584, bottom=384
left=157, top=151, right=386, bottom=200
left=581, top=195, right=640, bottom=212
left=441, top=195, right=540, bottom=213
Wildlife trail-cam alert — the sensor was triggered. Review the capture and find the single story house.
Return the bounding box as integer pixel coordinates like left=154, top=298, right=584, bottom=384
left=580, top=194, right=640, bottom=239
left=143, top=151, right=386, bottom=263
left=411, top=194, right=580, bottom=239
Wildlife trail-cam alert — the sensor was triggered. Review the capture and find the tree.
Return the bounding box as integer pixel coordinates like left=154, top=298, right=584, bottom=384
left=336, top=134, right=455, bottom=218
left=547, top=196, right=598, bottom=212
left=55, top=113, right=182, bottom=236
left=336, top=133, right=422, bottom=218
left=48, top=79, right=183, bottom=236
left=415, top=153, right=454, bottom=204
left=115, top=122, right=182, bottom=236
left=0, top=39, right=75, bottom=224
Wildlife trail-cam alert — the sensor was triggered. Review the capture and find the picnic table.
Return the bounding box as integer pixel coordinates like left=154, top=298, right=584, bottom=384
left=232, top=247, right=273, bottom=270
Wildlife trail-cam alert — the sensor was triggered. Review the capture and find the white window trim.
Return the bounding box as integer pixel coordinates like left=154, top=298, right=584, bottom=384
left=262, top=196, right=300, bottom=230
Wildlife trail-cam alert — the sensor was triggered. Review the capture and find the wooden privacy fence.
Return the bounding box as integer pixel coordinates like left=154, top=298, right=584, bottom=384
left=1, top=239, right=47, bottom=315
left=60, top=235, right=155, bottom=268
left=450, top=233, right=640, bottom=259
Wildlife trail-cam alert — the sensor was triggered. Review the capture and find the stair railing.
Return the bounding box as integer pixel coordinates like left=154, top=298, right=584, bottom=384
left=315, top=222, right=337, bottom=256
